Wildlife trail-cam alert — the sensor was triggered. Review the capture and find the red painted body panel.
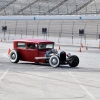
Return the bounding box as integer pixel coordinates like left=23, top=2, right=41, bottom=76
left=17, top=48, right=27, bottom=61
left=13, top=39, right=54, bottom=63
left=14, top=39, right=54, bottom=44
left=27, top=49, right=39, bottom=62
left=38, top=49, right=49, bottom=63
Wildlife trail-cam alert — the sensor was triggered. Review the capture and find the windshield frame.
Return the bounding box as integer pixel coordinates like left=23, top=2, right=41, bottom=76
left=38, top=43, right=54, bottom=50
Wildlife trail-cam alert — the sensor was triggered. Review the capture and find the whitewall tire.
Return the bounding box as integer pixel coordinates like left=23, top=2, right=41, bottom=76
left=49, top=55, right=60, bottom=68
left=9, top=50, right=19, bottom=63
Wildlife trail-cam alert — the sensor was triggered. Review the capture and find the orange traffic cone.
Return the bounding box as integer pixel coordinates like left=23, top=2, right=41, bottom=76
left=58, top=45, right=60, bottom=50
left=79, top=47, right=82, bottom=52
left=86, top=46, right=88, bottom=50
left=0, top=39, right=2, bottom=42
left=8, top=48, right=11, bottom=55
left=99, top=45, right=100, bottom=49
left=81, top=43, right=83, bottom=47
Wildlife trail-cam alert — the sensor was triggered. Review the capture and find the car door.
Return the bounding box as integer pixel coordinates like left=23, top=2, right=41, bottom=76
left=27, top=43, right=38, bottom=62
left=17, top=42, right=27, bottom=61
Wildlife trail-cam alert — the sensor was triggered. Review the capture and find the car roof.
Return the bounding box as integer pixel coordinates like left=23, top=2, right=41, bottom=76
left=14, top=39, right=54, bottom=44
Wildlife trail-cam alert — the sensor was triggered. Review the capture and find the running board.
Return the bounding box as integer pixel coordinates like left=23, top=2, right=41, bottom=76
left=35, top=57, right=50, bottom=60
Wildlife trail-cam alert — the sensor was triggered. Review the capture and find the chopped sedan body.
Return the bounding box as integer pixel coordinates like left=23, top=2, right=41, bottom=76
left=9, top=39, right=79, bottom=68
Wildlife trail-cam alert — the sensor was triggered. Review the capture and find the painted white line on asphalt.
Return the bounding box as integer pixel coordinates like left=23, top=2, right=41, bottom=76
left=68, top=72, right=96, bottom=100
left=0, top=67, right=10, bottom=82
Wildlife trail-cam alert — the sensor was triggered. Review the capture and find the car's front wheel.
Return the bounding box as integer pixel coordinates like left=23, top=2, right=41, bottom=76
left=49, top=55, right=60, bottom=68
left=9, top=50, right=20, bottom=63
left=68, top=55, right=79, bottom=67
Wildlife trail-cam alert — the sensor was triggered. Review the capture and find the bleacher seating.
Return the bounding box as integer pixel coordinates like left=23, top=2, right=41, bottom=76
left=0, top=0, right=100, bottom=40
left=0, top=0, right=100, bottom=15
left=77, top=0, right=100, bottom=14
left=0, top=0, right=36, bottom=15
left=21, top=0, right=63, bottom=15
left=51, top=0, right=92, bottom=15
left=0, top=0, right=13, bottom=9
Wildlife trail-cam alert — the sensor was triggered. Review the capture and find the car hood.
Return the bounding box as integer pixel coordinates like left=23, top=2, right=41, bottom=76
left=38, top=49, right=50, bottom=57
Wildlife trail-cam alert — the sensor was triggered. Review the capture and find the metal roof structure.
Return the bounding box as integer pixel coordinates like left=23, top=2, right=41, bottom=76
left=14, top=39, right=54, bottom=44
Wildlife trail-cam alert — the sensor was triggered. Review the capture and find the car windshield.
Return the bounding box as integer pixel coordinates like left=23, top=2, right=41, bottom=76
left=38, top=44, right=54, bottom=49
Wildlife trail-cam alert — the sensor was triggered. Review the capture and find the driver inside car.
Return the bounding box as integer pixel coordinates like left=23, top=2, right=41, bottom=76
left=28, top=44, right=36, bottom=49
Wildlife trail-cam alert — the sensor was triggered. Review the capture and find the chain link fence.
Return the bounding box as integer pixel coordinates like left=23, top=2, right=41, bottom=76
left=0, top=20, right=100, bottom=42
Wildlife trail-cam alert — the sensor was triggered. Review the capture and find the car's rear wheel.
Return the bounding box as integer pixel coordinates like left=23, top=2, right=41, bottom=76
left=49, top=55, right=60, bottom=68
left=68, top=55, right=79, bottom=67
left=9, top=50, right=20, bottom=63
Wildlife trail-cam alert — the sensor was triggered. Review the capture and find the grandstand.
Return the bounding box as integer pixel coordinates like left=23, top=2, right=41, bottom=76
left=0, top=0, right=100, bottom=41
left=0, top=0, right=99, bottom=15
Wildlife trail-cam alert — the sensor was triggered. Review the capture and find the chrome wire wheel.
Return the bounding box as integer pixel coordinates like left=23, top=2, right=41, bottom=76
left=49, top=55, right=60, bottom=68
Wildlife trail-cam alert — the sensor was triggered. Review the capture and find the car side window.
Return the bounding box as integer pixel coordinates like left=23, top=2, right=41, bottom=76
left=17, top=42, right=26, bottom=48
left=28, top=44, right=37, bottom=49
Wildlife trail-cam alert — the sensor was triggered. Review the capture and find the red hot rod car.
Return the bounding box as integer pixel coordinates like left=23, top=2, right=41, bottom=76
left=9, top=39, right=79, bottom=68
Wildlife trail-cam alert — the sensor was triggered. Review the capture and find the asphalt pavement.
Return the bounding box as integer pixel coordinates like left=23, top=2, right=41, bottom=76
left=0, top=41, right=100, bottom=100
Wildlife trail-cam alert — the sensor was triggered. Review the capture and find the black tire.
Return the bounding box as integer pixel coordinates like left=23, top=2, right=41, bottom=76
left=68, top=55, right=79, bottom=67
left=9, top=50, right=20, bottom=63
left=49, top=55, right=60, bottom=68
